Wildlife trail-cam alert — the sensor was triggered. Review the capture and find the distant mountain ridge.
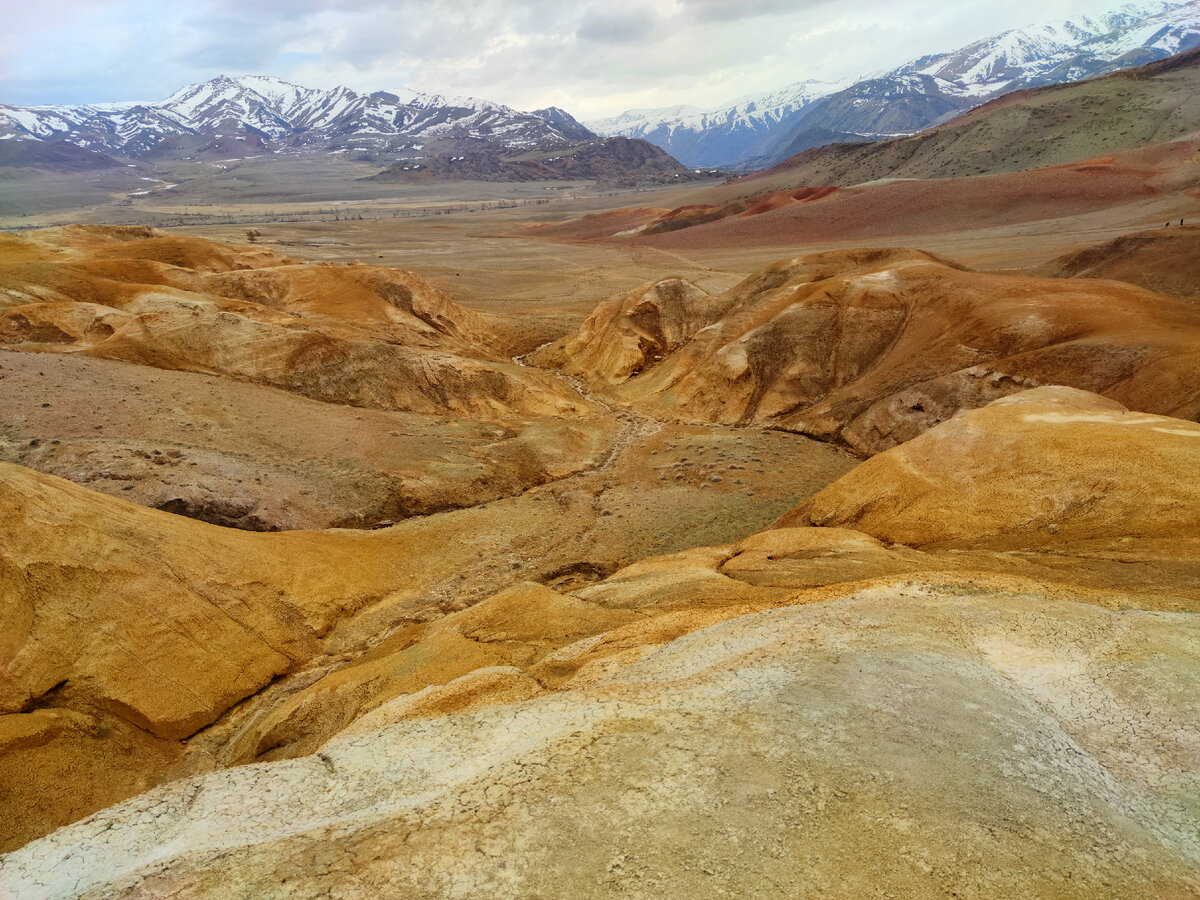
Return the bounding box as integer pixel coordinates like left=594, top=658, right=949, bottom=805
left=589, top=0, right=1200, bottom=168
left=365, top=136, right=700, bottom=188
left=0, top=74, right=597, bottom=161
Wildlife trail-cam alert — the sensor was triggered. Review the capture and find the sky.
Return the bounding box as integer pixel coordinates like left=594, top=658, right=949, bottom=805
left=0, top=0, right=1188, bottom=119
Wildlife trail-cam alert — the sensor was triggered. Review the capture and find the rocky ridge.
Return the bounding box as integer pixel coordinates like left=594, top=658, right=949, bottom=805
left=0, top=75, right=596, bottom=162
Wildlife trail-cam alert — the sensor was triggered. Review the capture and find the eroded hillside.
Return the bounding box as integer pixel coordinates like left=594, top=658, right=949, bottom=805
left=2, top=387, right=1198, bottom=897
left=533, top=246, right=1200, bottom=453
left=1, top=219, right=1199, bottom=899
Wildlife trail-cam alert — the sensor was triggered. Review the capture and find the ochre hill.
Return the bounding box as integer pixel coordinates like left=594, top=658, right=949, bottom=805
left=784, top=386, right=1200, bottom=547
left=0, top=226, right=618, bottom=531
left=3, top=387, right=1199, bottom=896
left=0, top=226, right=589, bottom=420
left=534, top=248, right=1200, bottom=453
left=529, top=277, right=731, bottom=386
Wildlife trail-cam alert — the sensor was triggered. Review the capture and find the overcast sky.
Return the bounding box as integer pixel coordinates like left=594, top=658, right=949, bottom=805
left=0, top=0, right=1187, bottom=118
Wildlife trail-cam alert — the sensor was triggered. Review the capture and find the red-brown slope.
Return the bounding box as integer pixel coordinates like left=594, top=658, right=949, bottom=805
left=529, top=138, right=1198, bottom=250
left=635, top=152, right=1175, bottom=250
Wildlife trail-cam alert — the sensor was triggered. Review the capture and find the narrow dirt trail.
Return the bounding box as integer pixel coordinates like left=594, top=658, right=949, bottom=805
left=512, top=344, right=663, bottom=480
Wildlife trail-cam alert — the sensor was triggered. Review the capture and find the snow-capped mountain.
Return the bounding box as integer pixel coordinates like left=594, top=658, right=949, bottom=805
left=896, top=1, right=1194, bottom=94
left=0, top=75, right=596, bottom=161
left=587, top=80, right=852, bottom=172
left=590, top=0, right=1200, bottom=168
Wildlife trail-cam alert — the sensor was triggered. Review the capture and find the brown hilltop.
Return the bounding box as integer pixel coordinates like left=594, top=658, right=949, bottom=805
left=1037, top=222, right=1200, bottom=300
left=535, top=247, right=1200, bottom=453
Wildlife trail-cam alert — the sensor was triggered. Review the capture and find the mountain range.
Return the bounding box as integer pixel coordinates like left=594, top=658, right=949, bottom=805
left=0, top=75, right=596, bottom=164
left=589, top=0, right=1200, bottom=169
left=2, top=0, right=1197, bottom=179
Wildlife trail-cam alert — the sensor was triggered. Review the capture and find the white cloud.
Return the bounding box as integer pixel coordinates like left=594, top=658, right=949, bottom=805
left=0, top=0, right=1189, bottom=117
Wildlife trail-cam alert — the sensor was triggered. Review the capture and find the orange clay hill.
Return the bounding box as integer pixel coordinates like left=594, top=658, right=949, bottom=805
left=0, top=226, right=588, bottom=420
left=533, top=246, right=1200, bottom=453
left=2, top=386, right=1199, bottom=897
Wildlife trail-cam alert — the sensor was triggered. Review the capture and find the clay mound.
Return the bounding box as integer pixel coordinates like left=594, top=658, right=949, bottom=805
left=0, top=462, right=408, bottom=740
left=550, top=248, right=1200, bottom=452
left=228, top=581, right=643, bottom=763
left=528, top=278, right=730, bottom=385
left=785, top=386, right=1200, bottom=548
left=77, top=312, right=587, bottom=419
left=636, top=186, right=842, bottom=236
left=1037, top=223, right=1200, bottom=300
left=44, top=258, right=493, bottom=346
left=525, top=188, right=842, bottom=243
left=194, top=265, right=492, bottom=342
left=0, top=227, right=592, bottom=420
left=3, top=391, right=1200, bottom=866
left=31, top=225, right=293, bottom=271
left=525, top=206, right=670, bottom=241
left=0, top=352, right=613, bottom=531
left=0, top=460, right=412, bottom=848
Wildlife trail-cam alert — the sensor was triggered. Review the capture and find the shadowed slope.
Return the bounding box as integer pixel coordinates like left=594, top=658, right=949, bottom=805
left=1037, top=223, right=1200, bottom=300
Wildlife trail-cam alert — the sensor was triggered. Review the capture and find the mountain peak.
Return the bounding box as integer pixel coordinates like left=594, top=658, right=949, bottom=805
left=590, top=0, right=1200, bottom=168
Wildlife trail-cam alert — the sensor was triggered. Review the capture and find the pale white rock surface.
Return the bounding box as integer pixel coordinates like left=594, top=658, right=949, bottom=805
left=2, top=588, right=1197, bottom=899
